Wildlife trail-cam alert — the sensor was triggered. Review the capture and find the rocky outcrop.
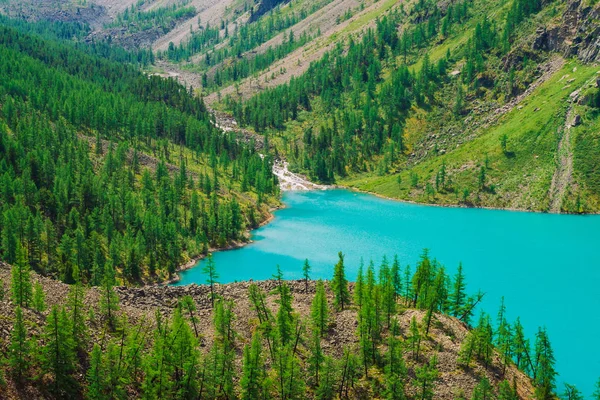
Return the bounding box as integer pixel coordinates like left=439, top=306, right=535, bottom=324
left=533, top=0, right=600, bottom=63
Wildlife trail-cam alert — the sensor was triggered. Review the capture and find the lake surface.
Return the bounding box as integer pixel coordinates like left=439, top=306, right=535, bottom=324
left=175, top=189, right=600, bottom=395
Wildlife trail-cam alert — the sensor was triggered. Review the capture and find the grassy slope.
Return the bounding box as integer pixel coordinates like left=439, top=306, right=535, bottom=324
left=343, top=61, right=599, bottom=211
left=251, top=0, right=600, bottom=213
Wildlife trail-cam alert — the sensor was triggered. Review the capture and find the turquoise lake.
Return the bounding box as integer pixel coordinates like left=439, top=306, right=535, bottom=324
left=175, top=189, right=600, bottom=395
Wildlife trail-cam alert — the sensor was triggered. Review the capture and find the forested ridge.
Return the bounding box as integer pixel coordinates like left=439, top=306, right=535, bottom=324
left=0, top=23, right=279, bottom=285
left=2, top=250, right=594, bottom=399
left=218, top=0, right=600, bottom=213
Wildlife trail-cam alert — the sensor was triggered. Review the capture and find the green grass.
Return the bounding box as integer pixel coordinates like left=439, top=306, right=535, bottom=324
left=342, top=61, right=600, bottom=211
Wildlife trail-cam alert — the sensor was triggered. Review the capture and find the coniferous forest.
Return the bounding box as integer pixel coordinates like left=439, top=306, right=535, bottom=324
left=0, top=23, right=278, bottom=285
left=1, top=250, right=585, bottom=399
left=0, top=0, right=599, bottom=398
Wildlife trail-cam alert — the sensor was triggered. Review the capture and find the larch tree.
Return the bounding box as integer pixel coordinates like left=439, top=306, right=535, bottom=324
left=67, top=276, right=87, bottom=351
left=41, top=306, right=77, bottom=395
left=449, top=262, right=466, bottom=317
left=9, top=306, right=29, bottom=382
left=100, top=259, right=119, bottom=331
left=302, top=258, right=311, bottom=293
left=385, top=318, right=407, bottom=400
left=310, top=279, right=329, bottom=337
left=32, top=280, right=46, bottom=312
left=241, top=332, right=268, bottom=400
left=331, top=251, right=350, bottom=311
left=561, top=384, right=584, bottom=400
left=276, top=282, right=294, bottom=347
left=533, top=327, right=556, bottom=400
left=415, top=355, right=439, bottom=400
left=11, top=244, right=32, bottom=308
left=86, top=343, right=106, bottom=400
left=203, top=254, right=220, bottom=308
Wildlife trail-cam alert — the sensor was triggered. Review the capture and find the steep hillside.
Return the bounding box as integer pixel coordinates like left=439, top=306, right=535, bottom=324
left=214, top=0, right=600, bottom=213
left=0, top=255, right=539, bottom=399
left=0, top=24, right=279, bottom=286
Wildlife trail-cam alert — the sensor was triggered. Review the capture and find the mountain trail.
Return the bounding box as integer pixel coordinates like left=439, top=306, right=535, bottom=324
left=549, top=106, right=575, bottom=213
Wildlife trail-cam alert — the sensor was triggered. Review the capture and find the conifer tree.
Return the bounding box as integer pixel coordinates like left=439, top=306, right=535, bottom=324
left=67, top=277, right=87, bottom=350
left=496, top=298, right=513, bottom=377
left=316, top=356, right=336, bottom=400
left=32, top=280, right=46, bottom=312
left=331, top=252, right=350, bottom=311
left=311, top=280, right=329, bottom=337
left=86, top=344, right=106, bottom=400
left=533, top=327, right=556, bottom=400
left=385, top=319, right=407, bottom=400
left=213, top=299, right=236, bottom=398
left=498, top=380, right=519, bottom=400
left=354, top=260, right=365, bottom=309
left=449, top=263, right=466, bottom=317
left=241, top=332, right=268, bottom=400
left=276, top=282, right=294, bottom=346
left=308, top=325, right=325, bottom=389
left=100, top=260, right=119, bottom=331
left=412, top=249, right=432, bottom=307
left=104, top=339, right=129, bottom=399
left=471, top=377, right=493, bottom=400
left=512, top=317, right=532, bottom=374
left=11, top=244, right=32, bottom=308
left=275, top=346, right=304, bottom=400
left=203, top=254, right=219, bottom=308
left=381, top=257, right=397, bottom=328
left=142, top=311, right=174, bottom=399
left=391, top=255, right=402, bottom=301
left=170, top=305, right=200, bottom=399
left=415, top=355, right=439, bottom=400
left=561, top=384, right=584, bottom=400
left=408, top=316, right=421, bottom=361
left=9, top=306, right=29, bottom=382
left=41, top=306, right=77, bottom=395
left=423, top=268, right=445, bottom=335
left=302, top=258, right=311, bottom=293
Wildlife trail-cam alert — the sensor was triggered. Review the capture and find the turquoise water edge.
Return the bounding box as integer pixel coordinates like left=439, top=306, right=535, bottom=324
left=174, top=189, right=600, bottom=395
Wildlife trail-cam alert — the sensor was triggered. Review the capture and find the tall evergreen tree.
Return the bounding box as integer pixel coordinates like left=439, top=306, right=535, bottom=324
left=86, top=344, right=107, bottom=400
left=449, top=263, right=466, bottom=317
left=331, top=252, right=350, bottom=311
left=302, top=258, right=311, bottom=293
left=203, top=254, right=219, bottom=308
left=8, top=306, right=29, bottom=382
left=11, top=244, right=32, bottom=308
left=40, top=306, right=77, bottom=395
left=415, top=355, right=439, bottom=400
left=533, top=327, right=556, bottom=400
left=311, top=279, right=329, bottom=337
left=32, top=280, right=46, bottom=312
left=241, top=331, right=268, bottom=400
left=100, top=260, right=119, bottom=331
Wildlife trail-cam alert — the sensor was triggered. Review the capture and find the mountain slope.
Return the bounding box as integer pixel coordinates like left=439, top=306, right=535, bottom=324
left=0, top=24, right=279, bottom=285
left=210, top=0, right=600, bottom=213
left=0, top=258, right=537, bottom=399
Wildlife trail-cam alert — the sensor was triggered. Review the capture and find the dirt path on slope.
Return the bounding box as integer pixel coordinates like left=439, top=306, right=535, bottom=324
left=549, top=106, right=575, bottom=213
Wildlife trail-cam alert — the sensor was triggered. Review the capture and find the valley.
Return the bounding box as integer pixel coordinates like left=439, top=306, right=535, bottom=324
left=0, top=0, right=599, bottom=398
